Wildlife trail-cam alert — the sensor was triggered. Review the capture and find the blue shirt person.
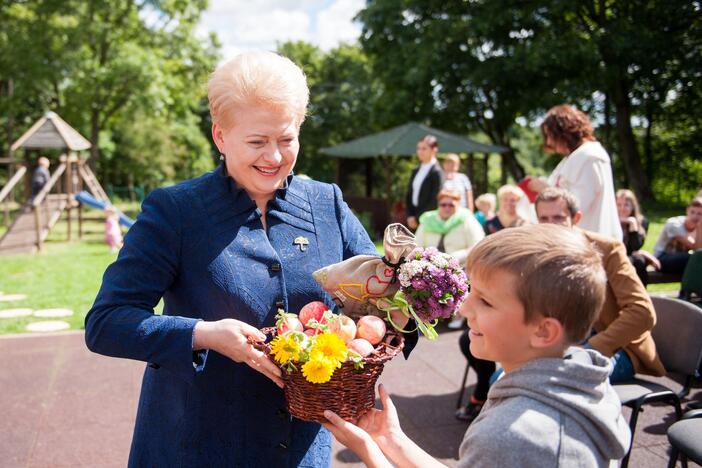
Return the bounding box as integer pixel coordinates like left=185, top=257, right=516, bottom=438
left=85, top=51, right=377, bottom=467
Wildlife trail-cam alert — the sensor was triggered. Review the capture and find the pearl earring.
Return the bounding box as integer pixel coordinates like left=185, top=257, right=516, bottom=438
left=219, top=154, right=225, bottom=161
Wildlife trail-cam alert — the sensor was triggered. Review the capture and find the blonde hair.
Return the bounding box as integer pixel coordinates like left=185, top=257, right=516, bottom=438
left=437, top=189, right=461, bottom=202
left=497, top=184, right=524, bottom=202
left=444, top=153, right=460, bottom=164
left=475, top=193, right=496, bottom=212
left=207, top=50, right=309, bottom=129
left=38, top=157, right=50, bottom=168
left=466, top=224, right=606, bottom=344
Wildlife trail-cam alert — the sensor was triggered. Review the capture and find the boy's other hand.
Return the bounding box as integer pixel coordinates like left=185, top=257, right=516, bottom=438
left=356, top=384, right=405, bottom=452
left=323, top=410, right=392, bottom=468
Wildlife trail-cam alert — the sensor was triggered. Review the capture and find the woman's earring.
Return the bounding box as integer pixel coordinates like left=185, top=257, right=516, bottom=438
left=219, top=154, right=225, bottom=161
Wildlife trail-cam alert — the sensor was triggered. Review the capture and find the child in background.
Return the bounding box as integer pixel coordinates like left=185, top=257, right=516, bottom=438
left=323, top=223, right=631, bottom=468
left=473, top=193, right=496, bottom=227
left=104, top=205, right=123, bottom=253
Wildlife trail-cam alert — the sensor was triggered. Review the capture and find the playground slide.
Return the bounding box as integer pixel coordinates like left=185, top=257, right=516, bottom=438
left=74, top=191, right=135, bottom=228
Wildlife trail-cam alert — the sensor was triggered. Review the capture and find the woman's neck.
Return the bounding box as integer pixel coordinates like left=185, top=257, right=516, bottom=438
left=498, top=211, right=518, bottom=226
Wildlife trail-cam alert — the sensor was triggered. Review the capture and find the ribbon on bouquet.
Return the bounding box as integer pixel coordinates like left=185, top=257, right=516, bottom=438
left=371, top=293, right=440, bottom=341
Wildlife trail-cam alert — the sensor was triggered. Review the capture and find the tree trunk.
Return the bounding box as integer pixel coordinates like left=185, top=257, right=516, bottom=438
left=5, top=78, right=14, bottom=158
left=89, top=108, right=100, bottom=169
left=644, top=106, right=653, bottom=190
left=611, top=79, right=654, bottom=201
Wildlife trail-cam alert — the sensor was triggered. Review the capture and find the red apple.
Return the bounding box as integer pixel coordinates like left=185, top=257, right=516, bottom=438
left=349, top=338, right=375, bottom=357
left=356, top=315, right=387, bottom=345
left=328, top=315, right=357, bottom=343
left=277, top=315, right=303, bottom=335
left=299, top=301, right=329, bottom=328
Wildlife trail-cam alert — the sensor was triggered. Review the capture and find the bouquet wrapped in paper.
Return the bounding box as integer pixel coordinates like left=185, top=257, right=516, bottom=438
left=313, top=223, right=469, bottom=341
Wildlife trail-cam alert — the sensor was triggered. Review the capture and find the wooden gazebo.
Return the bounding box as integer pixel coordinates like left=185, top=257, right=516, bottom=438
left=0, top=111, right=108, bottom=255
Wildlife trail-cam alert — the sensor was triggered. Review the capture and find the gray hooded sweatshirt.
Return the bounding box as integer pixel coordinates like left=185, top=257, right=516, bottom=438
left=457, top=348, right=631, bottom=467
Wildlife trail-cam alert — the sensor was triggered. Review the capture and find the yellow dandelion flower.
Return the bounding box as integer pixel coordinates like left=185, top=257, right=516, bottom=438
left=310, top=333, right=348, bottom=367
left=269, top=335, right=302, bottom=364
left=301, top=357, right=335, bottom=384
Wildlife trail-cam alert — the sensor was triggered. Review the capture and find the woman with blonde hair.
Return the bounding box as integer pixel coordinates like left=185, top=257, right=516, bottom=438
left=483, top=185, right=527, bottom=235
left=85, top=50, right=377, bottom=467
left=616, top=189, right=660, bottom=284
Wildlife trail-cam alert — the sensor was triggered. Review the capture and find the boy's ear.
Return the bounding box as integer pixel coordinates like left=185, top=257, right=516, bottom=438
left=530, top=317, right=565, bottom=349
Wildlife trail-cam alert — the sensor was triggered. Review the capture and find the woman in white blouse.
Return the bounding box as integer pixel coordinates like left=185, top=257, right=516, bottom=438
left=529, top=104, right=622, bottom=240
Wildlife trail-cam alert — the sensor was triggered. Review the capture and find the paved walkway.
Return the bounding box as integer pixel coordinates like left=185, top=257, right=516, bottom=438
left=1, top=329, right=699, bottom=467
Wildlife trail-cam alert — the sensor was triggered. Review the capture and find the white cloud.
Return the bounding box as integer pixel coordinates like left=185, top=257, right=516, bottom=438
left=316, top=0, right=365, bottom=50
left=198, top=0, right=364, bottom=60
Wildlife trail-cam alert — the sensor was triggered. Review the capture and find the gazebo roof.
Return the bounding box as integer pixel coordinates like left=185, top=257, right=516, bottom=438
left=320, top=122, right=508, bottom=158
left=11, top=111, right=91, bottom=152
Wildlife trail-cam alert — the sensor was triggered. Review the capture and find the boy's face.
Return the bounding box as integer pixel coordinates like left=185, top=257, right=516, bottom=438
left=459, top=268, right=540, bottom=372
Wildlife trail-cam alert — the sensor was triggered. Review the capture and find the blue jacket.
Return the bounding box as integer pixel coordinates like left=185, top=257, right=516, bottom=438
left=85, top=166, right=377, bottom=467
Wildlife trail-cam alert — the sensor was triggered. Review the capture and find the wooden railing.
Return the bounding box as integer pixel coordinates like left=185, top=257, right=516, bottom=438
left=1, top=165, right=27, bottom=227
left=0, top=165, right=27, bottom=204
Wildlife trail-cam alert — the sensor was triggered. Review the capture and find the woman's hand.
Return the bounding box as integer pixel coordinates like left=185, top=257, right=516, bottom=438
left=407, top=216, right=418, bottom=230
left=527, top=177, right=549, bottom=193
left=193, top=319, right=283, bottom=387
left=625, top=216, right=639, bottom=232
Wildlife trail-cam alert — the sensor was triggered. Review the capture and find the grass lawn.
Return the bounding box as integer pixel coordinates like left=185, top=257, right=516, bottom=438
left=0, top=202, right=142, bottom=334
left=0, top=203, right=682, bottom=335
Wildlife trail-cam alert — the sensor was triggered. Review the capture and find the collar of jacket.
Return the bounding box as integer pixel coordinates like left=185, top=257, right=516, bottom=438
left=203, top=164, right=315, bottom=233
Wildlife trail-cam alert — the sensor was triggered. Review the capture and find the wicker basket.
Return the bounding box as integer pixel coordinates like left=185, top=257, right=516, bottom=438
left=255, top=327, right=404, bottom=424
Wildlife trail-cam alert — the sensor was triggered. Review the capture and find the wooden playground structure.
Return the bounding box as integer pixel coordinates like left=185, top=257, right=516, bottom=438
left=0, top=111, right=108, bottom=255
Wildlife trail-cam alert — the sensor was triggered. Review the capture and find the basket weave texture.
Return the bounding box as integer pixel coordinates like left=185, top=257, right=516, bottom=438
left=256, top=327, right=404, bottom=424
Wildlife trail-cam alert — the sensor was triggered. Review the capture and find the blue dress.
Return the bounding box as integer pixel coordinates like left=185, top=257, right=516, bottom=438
left=85, top=165, right=377, bottom=467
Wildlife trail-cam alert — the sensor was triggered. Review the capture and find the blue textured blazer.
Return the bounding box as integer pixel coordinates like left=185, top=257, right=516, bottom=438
left=85, top=165, right=378, bottom=467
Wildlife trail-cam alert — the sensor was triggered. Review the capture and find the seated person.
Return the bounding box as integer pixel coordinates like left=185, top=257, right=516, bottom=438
left=616, top=188, right=660, bottom=285
left=324, top=223, right=631, bottom=467
left=415, top=189, right=485, bottom=266
left=483, top=185, right=527, bottom=235
left=653, top=197, right=702, bottom=274
left=456, top=187, right=665, bottom=424
left=473, top=193, right=496, bottom=226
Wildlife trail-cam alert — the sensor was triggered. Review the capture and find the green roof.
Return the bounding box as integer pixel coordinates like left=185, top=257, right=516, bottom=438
left=320, top=122, right=507, bottom=158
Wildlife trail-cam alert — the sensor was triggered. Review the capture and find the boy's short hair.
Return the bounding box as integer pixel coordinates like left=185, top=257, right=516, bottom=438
left=535, top=187, right=580, bottom=217
left=466, top=224, right=606, bottom=343
left=689, top=197, right=702, bottom=209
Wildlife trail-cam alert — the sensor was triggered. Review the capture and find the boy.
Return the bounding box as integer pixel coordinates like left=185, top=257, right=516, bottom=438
left=652, top=197, right=702, bottom=274
left=324, top=224, right=631, bottom=467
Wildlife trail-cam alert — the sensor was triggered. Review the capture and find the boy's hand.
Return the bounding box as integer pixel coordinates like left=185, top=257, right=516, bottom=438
left=323, top=410, right=392, bottom=468
left=356, top=384, right=404, bottom=452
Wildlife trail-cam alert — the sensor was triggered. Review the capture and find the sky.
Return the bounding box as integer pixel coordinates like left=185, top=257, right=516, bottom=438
left=197, top=0, right=366, bottom=60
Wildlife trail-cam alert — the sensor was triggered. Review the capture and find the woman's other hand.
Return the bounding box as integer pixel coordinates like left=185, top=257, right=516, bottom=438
left=407, top=216, right=418, bottom=230
left=193, top=319, right=283, bottom=387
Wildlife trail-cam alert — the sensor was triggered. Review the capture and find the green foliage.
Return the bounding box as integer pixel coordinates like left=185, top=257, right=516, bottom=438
left=0, top=0, right=218, bottom=190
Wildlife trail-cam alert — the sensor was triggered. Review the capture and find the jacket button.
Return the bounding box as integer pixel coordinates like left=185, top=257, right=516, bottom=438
left=270, top=262, right=282, bottom=272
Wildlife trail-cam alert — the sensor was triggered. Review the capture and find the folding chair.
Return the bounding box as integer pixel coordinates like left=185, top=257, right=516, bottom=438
left=613, top=296, right=702, bottom=468
left=680, top=250, right=702, bottom=305
left=667, top=409, right=702, bottom=468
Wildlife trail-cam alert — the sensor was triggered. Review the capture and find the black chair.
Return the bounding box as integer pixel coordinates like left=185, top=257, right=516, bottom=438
left=613, top=296, right=702, bottom=468
left=667, top=409, right=702, bottom=468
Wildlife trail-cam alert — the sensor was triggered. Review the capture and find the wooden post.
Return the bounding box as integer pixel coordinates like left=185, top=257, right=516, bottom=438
left=466, top=153, right=474, bottom=187
left=34, top=205, right=43, bottom=252
left=365, top=158, right=373, bottom=198
left=482, top=153, right=489, bottom=194
left=77, top=157, right=84, bottom=239
left=64, top=154, right=72, bottom=241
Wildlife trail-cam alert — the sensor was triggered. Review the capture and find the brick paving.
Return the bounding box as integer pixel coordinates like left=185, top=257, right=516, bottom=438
left=0, top=329, right=699, bottom=467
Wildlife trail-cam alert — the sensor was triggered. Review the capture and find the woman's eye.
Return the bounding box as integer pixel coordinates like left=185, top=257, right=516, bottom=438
left=280, top=138, right=294, bottom=145
left=248, top=140, right=265, bottom=146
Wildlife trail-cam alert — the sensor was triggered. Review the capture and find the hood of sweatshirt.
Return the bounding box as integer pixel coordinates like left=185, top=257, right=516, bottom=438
left=488, top=347, right=631, bottom=460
